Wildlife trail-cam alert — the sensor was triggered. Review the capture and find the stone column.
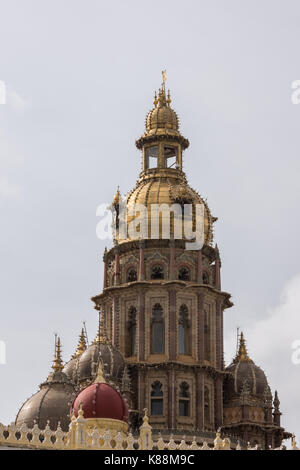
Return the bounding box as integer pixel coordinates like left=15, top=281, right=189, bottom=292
left=114, top=243, right=120, bottom=286
left=167, top=368, right=174, bottom=429
left=214, top=376, right=223, bottom=429
left=138, top=369, right=146, bottom=414
left=139, top=240, right=145, bottom=281
left=169, top=239, right=175, bottom=280
left=112, top=296, right=120, bottom=349
left=169, top=289, right=177, bottom=360
left=216, top=299, right=222, bottom=370
left=196, top=370, right=204, bottom=430
left=214, top=245, right=221, bottom=290
left=138, top=290, right=145, bottom=361
left=197, top=293, right=204, bottom=362
left=197, top=250, right=203, bottom=283
left=103, top=248, right=108, bottom=289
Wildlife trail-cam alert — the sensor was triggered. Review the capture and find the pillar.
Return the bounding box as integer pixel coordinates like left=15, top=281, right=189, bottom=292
left=169, top=239, right=175, bottom=280
left=103, top=248, right=108, bottom=289
left=196, top=370, right=204, bottom=430
left=197, top=249, right=203, bottom=283
left=169, top=289, right=177, bottom=360
left=138, top=290, right=145, bottom=361
left=114, top=243, right=120, bottom=286
left=197, top=293, right=204, bottom=362
left=139, top=240, right=145, bottom=281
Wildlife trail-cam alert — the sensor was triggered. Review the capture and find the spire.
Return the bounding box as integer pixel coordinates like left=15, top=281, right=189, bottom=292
left=72, top=327, right=87, bottom=359
left=234, top=332, right=251, bottom=363
left=52, top=336, right=64, bottom=371
left=93, top=310, right=107, bottom=344
left=113, top=186, right=120, bottom=206
left=273, top=390, right=280, bottom=411
left=136, top=72, right=189, bottom=152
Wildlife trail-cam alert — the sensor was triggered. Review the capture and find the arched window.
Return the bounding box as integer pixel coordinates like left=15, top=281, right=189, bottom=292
left=204, top=310, right=211, bottom=362
left=178, top=304, right=190, bottom=355
left=203, top=272, right=209, bottom=285
left=151, top=381, right=163, bottom=415
left=151, top=304, right=164, bottom=354
left=127, top=268, right=137, bottom=282
left=151, top=265, right=164, bottom=279
left=204, top=386, right=211, bottom=425
left=178, top=382, right=190, bottom=417
left=178, top=266, right=190, bottom=281
left=126, top=306, right=137, bottom=356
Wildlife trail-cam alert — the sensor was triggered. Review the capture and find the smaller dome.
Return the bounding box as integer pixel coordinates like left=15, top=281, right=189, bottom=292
left=71, top=363, right=128, bottom=423
left=146, top=89, right=179, bottom=135
left=15, top=339, right=76, bottom=432
left=63, top=340, right=125, bottom=388
left=224, top=333, right=269, bottom=400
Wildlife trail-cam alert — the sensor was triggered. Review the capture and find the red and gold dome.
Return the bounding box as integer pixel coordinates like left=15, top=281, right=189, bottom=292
left=71, top=362, right=129, bottom=423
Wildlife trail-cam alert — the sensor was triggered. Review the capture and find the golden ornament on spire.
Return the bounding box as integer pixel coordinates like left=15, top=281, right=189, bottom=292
left=113, top=186, right=120, bottom=206
left=72, top=327, right=87, bottom=359
left=52, top=336, right=64, bottom=371
left=162, top=69, right=167, bottom=83
left=235, top=332, right=251, bottom=362
left=94, top=359, right=106, bottom=384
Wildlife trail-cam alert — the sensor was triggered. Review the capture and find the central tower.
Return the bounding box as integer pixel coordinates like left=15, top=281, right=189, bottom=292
left=92, top=77, right=232, bottom=437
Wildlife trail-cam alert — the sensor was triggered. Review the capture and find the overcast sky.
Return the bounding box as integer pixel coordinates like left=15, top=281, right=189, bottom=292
left=0, top=0, right=300, bottom=444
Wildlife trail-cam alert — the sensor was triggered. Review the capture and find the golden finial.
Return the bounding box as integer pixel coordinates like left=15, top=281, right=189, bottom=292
left=94, top=359, right=106, bottom=384
left=153, top=91, right=158, bottom=107
left=167, top=89, right=171, bottom=106
left=235, top=332, right=251, bottom=362
left=113, top=186, right=120, bottom=205
left=52, top=336, right=63, bottom=371
left=78, top=402, right=85, bottom=419
left=162, top=70, right=167, bottom=84
left=72, top=327, right=87, bottom=359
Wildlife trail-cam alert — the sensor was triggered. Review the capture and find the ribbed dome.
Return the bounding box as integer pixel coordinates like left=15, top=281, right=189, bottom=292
left=224, top=333, right=269, bottom=400
left=15, top=370, right=76, bottom=432
left=63, top=341, right=125, bottom=389
left=146, top=99, right=179, bottom=135
left=123, top=171, right=213, bottom=245
left=136, top=84, right=189, bottom=150
left=71, top=382, right=129, bottom=423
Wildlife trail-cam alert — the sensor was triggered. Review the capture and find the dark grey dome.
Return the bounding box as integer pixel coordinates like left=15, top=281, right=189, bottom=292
left=225, top=360, right=269, bottom=399
left=224, top=333, right=269, bottom=402
left=15, top=370, right=76, bottom=432
left=63, top=340, right=125, bottom=388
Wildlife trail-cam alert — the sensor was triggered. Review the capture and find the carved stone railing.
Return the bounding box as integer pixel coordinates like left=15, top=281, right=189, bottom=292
left=0, top=413, right=298, bottom=451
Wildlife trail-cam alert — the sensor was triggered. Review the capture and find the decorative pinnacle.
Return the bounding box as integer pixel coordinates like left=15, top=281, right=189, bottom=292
left=113, top=186, right=120, bottom=206
left=93, top=310, right=107, bottom=344
left=94, top=360, right=106, bottom=384
left=72, top=327, right=87, bottom=359
left=274, top=390, right=280, bottom=411
left=52, top=336, right=63, bottom=371
left=235, top=332, right=251, bottom=362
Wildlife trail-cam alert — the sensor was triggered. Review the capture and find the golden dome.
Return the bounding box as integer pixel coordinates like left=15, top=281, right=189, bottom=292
left=145, top=88, right=179, bottom=136
left=123, top=170, right=213, bottom=245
